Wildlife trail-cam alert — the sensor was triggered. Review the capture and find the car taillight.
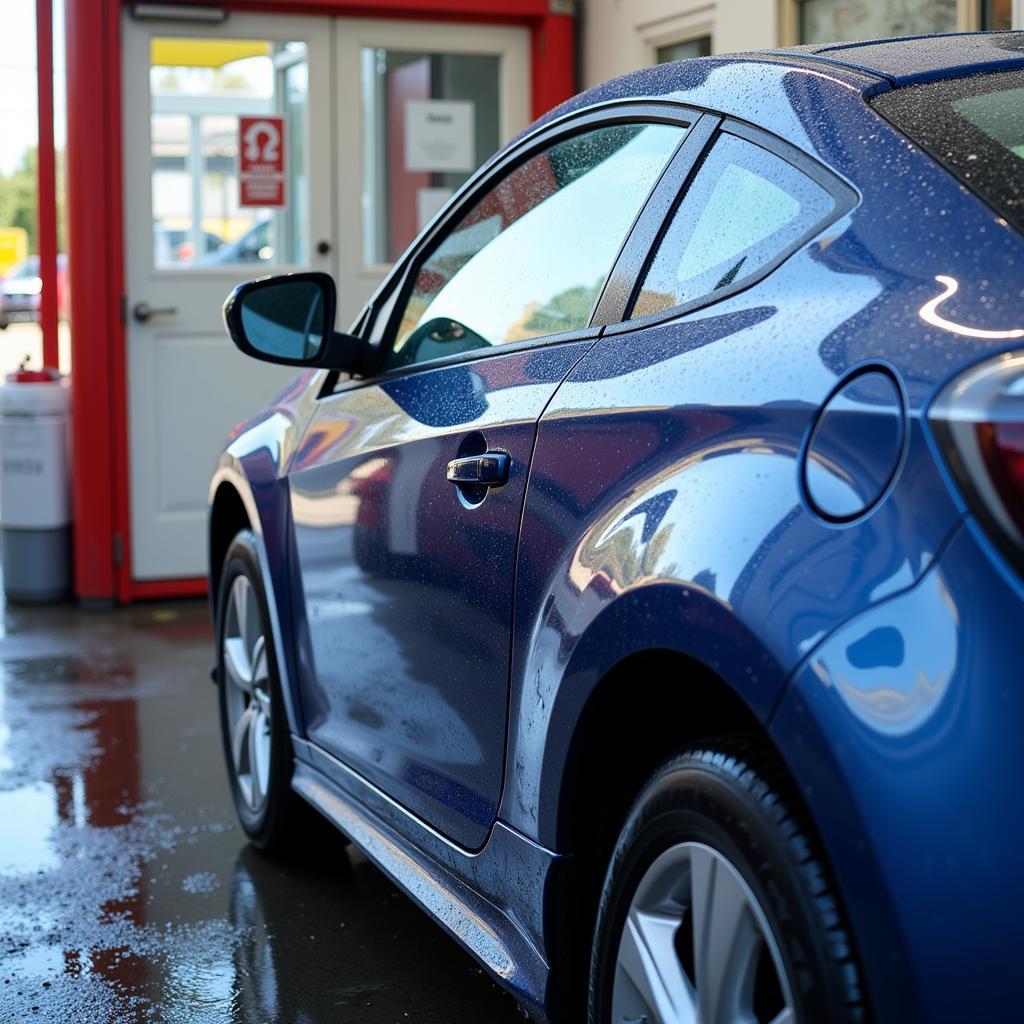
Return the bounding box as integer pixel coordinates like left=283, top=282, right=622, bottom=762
left=930, top=350, right=1024, bottom=572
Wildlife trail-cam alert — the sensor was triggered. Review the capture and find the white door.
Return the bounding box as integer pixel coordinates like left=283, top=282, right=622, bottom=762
left=122, top=12, right=334, bottom=580
left=122, top=12, right=530, bottom=582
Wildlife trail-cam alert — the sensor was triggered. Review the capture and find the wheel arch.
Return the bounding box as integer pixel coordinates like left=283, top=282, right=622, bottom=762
left=505, top=580, right=791, bottom=846
left=528, top=601, right=800, bottom=1021
left=209, top=476, right=254, bottom=609
left=553, top=646, right=769, bottom=856
left=530, top=599, right=859, bottom=1021
left=208, top=461, right=305, bottom=737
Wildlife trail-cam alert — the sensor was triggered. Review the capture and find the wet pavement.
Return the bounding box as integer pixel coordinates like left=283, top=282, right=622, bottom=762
left=0, top=592, right=523, bottom=1023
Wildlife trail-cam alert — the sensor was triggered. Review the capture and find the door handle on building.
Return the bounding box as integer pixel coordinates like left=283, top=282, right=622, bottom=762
left=132, top=301, right=178, bottom=324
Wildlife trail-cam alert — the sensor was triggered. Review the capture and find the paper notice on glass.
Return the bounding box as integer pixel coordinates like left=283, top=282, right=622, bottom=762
left=416, top=187, right=454, bottom=231
left=404, top=100, right=475, bottom=173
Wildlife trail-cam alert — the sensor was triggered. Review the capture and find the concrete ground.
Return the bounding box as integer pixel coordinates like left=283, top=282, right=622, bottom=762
left=0, top=589, right=523, bottom=1023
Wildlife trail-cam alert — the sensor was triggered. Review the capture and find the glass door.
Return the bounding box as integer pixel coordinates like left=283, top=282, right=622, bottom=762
left=121, top=12, right=530, bottom=583
left=333, top=19, right=531, bottom=328
left=122, top=12, right=333, bottom=581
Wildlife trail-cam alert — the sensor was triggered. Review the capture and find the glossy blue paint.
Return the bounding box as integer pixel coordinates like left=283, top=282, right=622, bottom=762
left=773, top=519, right=1024, bottom=1022
left=285, top=343, right=590, bottom=849
left=209, top=37, right=1024, bottom=1023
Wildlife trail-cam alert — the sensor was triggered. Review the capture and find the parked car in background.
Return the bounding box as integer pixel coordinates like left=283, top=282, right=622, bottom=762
left=197, top=218, right=274, bottom=266
left=0, top=254, right=69, bottom=329
left=208, top=33, right=1024, bottom=1024
left=153, top=225, right=225, bottom=267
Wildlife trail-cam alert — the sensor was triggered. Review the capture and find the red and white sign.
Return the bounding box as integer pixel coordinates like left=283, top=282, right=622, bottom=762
left=239, top=115, right=286, bottom=208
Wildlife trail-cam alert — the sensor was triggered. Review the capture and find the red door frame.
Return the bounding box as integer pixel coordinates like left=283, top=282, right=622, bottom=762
left=64, top=0, right=574, bottom=604
left=36, top=0, right=60, bottom=370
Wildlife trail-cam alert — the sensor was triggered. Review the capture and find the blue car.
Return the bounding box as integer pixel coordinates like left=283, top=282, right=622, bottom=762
left=209, top=32, right=1024, bottom=1023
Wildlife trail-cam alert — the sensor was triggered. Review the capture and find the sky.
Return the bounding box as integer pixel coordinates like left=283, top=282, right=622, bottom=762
left=0, top=0, right=66, bottom=176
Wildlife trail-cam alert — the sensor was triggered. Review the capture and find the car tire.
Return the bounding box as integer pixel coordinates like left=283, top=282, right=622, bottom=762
left=588, top=741, right=866, bottom=1024
left=216, top=529, right=322, bottom=855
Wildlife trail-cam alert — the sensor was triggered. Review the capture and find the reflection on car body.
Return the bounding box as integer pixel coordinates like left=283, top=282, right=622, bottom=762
left=208, top=33, right=1024, bottom=1024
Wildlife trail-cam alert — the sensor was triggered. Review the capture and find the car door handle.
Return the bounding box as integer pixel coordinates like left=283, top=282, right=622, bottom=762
left=446, top=453, right=510, bottom=487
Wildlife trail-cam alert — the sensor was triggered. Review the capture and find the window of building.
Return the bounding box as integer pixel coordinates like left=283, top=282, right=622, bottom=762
left=797, top=0, right=1015, bottom=42
left=798, top=0, right=958, bottom=42
left=656, top=37, right=712, bottom=63
left=982, top=0, right=1013, bottom=29
left=385, top=122, right=688, bottom=369
left=630, top=133, right=836, bottom=320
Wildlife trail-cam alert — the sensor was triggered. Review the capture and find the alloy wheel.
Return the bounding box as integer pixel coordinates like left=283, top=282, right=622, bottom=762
left=612, top=841, right=794, bottom=1024
left=222, top=574, right=273, bottom=812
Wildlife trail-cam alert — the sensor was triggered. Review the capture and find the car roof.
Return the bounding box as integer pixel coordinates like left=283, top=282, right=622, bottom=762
left=772, top=30, right=1024, bottom=88
left=536, top=32, right=1024, bottom=138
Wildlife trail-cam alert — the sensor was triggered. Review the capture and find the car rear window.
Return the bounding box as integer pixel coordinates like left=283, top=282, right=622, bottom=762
left=872, top=69, right=1024, bottom=233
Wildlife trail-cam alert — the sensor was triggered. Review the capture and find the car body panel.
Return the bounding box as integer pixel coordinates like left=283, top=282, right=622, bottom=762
left=209, top=38, right=1024, bottom=1023
left=502, top=280, right=966, bottom=846
left=286, top=342, right=593, bottom=849
left=773, top=518, right=1024, bottom=1022
left=209, top=368, right=323, bottom=735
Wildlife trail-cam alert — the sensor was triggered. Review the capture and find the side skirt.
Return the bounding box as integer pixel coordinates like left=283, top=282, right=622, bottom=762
left=290, top=742, right=562, bottom=1020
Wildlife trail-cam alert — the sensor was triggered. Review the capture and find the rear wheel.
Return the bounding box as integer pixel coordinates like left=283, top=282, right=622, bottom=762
left=217, top=530, right=318, bottom=854
left=588, top=742, right=865, bottom=1024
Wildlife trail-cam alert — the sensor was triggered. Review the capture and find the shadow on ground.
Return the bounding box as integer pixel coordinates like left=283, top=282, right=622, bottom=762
left=0, top=593, right=522, bottom=1023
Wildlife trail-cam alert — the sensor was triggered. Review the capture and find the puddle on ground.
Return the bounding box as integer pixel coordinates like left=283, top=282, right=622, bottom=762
left=0, top=601, right=521, bottom=1023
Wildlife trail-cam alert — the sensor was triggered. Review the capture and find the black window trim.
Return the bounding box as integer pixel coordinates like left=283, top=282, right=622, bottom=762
left=602, top=116, right=861, bottom=337
left=590, top=112, right=720, bottom=326
left=319, top=100, right=713, bottom=397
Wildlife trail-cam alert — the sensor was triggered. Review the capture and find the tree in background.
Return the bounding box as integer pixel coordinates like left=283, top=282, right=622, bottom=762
left=0, top=147, right=67, bottom=254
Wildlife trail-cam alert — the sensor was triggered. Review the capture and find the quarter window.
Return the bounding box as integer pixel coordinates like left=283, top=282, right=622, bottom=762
left=385, top=122, right=687, bottom=370
left=631, top=134, right=836, bottom=319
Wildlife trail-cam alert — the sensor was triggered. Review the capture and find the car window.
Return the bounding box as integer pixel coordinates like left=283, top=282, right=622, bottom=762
left=385, top=122, right=687, bottom=370
left=631, top=133, right=836, bottom=319
left=871, top=69, right=1024, bottom=233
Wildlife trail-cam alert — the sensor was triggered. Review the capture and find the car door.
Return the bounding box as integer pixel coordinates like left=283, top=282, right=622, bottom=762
left=286, top=110, right=698, bottom=849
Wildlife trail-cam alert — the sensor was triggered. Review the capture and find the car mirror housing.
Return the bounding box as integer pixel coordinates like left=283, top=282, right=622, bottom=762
left=222, top=271, right=363, bottom=371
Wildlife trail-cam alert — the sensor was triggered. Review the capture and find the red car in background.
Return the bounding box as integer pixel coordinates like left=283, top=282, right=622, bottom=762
left=0, top=254, right=69, bottom=329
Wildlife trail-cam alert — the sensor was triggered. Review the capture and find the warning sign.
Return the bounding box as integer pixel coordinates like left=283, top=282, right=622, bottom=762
left=239, top=116, right=286, bottom=208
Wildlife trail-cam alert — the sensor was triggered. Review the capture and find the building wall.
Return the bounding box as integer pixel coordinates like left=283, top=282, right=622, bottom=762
left=582, top=0, right=780, bottom=88
left=581, top=0, right=1024, bottom=90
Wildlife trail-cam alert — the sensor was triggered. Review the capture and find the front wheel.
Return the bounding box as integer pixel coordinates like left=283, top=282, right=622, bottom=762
left=216, top=530, right=317, bottom=854
left=588, top=742, right=866, bottom=1024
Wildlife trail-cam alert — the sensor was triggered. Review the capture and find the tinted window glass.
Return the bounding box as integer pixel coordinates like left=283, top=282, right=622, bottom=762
left=386, top=122, right=686, bottom=369
left=872, top=69, right=1024, bottom=234
left=631, top=134, right=836, bottom=319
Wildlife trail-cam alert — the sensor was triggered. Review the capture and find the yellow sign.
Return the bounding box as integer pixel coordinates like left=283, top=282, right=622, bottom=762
left=0, top=228, right=28, bottom=276
left=151, top=38, right=271, bottom=69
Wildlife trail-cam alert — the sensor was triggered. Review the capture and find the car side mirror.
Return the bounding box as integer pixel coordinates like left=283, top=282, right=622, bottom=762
left=222, top=271, right=363, bottom=371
